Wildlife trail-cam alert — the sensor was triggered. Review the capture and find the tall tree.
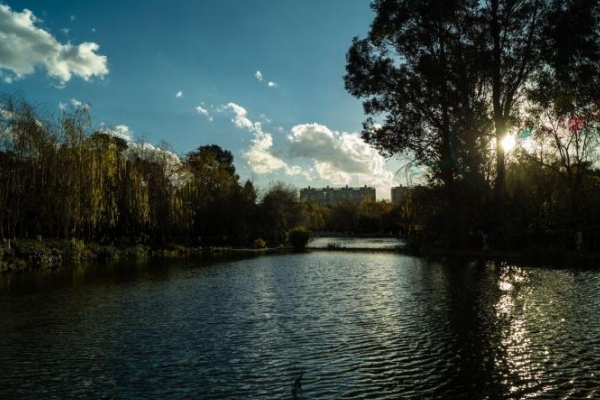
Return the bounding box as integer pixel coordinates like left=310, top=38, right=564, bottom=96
left=345, top=0, right=489, bottom=204
left=183, top=145, right=240, bottom=241
left=346, top=0, right=600, bottom=246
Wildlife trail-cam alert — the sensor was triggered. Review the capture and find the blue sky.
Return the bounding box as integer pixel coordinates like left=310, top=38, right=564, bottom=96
left=0, top=0, right=406, bottom=198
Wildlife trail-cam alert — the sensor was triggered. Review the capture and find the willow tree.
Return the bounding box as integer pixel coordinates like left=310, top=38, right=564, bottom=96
left=183, top=145, right=241, bottom=242
left=0, top=95, right=60, bottom=238
left=83, top=132, right=128, bottom=239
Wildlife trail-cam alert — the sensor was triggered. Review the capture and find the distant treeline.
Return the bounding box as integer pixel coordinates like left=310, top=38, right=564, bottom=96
left=0, top=94, right=402, bottom=247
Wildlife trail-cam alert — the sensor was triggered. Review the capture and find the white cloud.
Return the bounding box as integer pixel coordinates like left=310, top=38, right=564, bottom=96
left=254, top=70, right=278, bottom=89
left=0, top=71, right=13, bottom=83
left=220, top=103, right=396, bottom=193
left=224, top=102, right=254, bottom=130
left=288, top=123, right=375, bottom=173
left=96, top=123, right=182, bottom=179
left=101, top=124, right=133, bottom=142
left=314, top=162, right=351, bottom=185
left=0, top=4, right=108, bottom=83
left=128, top=141, right=181, bottom=172
left=222, top=102, right=306, bottom=176
left=58, top=98, right=89, bottom=111
left=243, top=127, right=287, bottom=173
left=176, top=90, right=183, bottom=98
left=91, top=28, right=96, bottom=33
left=60, top=27, right=69, bottom=35
left=287, top=123, right=395, bottom=190
left=196, top=105, right=213, bottom=121
left=70, top=15, right=76, bottom=21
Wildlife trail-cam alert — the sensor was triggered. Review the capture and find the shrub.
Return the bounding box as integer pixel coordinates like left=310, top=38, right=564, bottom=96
left=254, top=238, right=266, bottom=249
left=67, top=238, right=87, bottom=260
left=96, top=246, right=120, bottom=261
left=288, top=227, right=312, bottom=250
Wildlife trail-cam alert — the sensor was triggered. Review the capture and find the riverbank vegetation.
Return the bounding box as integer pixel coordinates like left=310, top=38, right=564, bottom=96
left=0, top=94, right=314, bottom=271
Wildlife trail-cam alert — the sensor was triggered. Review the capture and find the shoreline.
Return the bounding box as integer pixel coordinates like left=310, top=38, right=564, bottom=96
left=0, top=238, right=290, bottom=274
left=2, top=237, right=600, bottom=274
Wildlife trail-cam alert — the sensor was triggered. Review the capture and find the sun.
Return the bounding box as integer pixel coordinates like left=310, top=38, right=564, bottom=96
left=501, top=135, right=516, bottom=152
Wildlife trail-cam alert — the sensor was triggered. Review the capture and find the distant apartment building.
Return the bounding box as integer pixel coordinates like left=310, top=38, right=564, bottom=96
left=391, top=185, right=426, bottom=205
left=391, top=185, right=409, bottom=205
left=299, top=185, right=376, bottom=205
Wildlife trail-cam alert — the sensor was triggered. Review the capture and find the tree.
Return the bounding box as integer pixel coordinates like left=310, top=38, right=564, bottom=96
left=345, top=0, right=490, bottom=204
left=258, top=182, right=304, bottom=244
left=183, top=145, right=241, bottom=243
left=346, top=0, right=600, bottom=247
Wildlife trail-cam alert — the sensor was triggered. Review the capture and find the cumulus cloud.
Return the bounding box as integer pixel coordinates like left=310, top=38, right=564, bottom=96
left=0, top=4, right=108, bottom=83
left=288, top=123, right=372, bottom=173
left=196, top=105, right=213, bottom=121
left=254, top=70, right=263, bottom=82
left=314, top=162, right=352, bottom=185
left=287, top=123, right=395, bottom=188
left=222, top=102, right=306, bottom=176
left=176, top=90, right=182, bottom=98
left=101, top=124, right=134, bottom=142
left=224, top=102, right=254, bottom=130
left=267, top=81, right=277, bottom=88
left=220, top=103, right=396, bottom=193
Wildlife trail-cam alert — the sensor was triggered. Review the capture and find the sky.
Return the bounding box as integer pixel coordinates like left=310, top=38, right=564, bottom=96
left=0, top=0, right=408, bottom=199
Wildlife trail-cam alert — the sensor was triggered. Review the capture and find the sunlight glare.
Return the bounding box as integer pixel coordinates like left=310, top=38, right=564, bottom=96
left=501, top=135, right=516, bottom=152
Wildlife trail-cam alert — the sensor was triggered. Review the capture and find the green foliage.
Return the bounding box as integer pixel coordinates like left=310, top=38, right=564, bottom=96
left=11, top=240, right=63, bottom=269
left=67, top=238, right=87, bottom=260
left=124, top=244, right=149, bottom=259
left=288, top=227, right=312, bottom=250
left=257, top=182, right=305, bottom=244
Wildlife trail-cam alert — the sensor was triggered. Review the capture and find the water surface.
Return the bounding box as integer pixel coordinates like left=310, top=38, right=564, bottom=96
left=1, top=252, right=599, bottom=399
left=307, top=236, right=404, bottom=250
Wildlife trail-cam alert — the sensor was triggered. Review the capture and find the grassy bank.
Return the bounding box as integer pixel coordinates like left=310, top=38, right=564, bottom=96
left=0, top=238, right=249, bottom=274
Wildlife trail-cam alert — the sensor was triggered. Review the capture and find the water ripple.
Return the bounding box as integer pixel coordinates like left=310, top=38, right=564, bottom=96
left=1, top=254, right=600, bottom=398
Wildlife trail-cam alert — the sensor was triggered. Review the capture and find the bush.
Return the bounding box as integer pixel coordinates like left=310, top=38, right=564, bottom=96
left=254, top=238, right=266, bottom=249
left=96, top=245, right=120, bottom=261
left=288, top=227, right=312, bottom=250
left=67, top=238, right=88, bottom=260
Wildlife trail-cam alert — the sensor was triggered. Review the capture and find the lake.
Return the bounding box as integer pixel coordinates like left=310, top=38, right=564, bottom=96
left=1, top=250, right=599, bottom=399
left=307, top=236, right=405, bottom=250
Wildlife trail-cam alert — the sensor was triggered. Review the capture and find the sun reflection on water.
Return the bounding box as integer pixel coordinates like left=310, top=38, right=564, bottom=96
left=493, top=264, right=549, bottom=397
